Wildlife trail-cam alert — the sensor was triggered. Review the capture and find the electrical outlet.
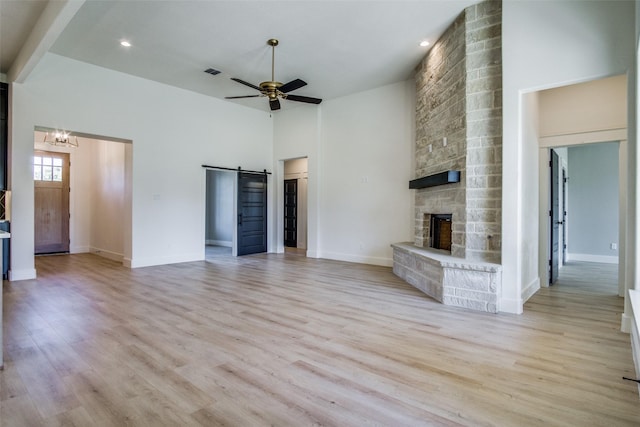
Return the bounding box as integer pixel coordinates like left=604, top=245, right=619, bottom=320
left=611, top=243, right=617, bottom=250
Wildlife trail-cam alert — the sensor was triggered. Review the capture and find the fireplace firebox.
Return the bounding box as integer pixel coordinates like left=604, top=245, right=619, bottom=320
left=430, top=214, right=452, bottom=251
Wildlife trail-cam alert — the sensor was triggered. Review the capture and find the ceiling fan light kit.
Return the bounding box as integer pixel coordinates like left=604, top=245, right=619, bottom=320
left=225, top=38, right=322, bottom=111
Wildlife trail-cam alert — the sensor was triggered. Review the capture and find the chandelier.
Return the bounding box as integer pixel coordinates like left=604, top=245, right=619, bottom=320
left=43, top=131, right=78, bottom=148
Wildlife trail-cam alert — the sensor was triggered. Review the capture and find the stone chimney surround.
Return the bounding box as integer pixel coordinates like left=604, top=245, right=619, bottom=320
left=392, top=0, right=503, bottom=313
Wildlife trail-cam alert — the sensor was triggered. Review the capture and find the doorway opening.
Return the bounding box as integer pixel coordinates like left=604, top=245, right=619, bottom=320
left=204, top=167, right=269, bottom=258
left=205, top=169, right=235, bottom=258
left=283, top=157, right=308, bottom=256
left=33, top=128, right=132, bottom=265
left=547, top=143, right=620, bottom=286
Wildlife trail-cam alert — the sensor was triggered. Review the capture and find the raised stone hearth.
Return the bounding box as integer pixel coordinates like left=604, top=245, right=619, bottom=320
left=392, top=243, right=501, bottom=313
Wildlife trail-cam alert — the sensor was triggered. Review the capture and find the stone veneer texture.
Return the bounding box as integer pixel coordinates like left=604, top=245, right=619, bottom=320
left=414, top=0, right=502, bottom=263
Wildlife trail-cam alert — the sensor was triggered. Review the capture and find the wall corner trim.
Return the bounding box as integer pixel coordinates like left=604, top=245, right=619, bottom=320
left=8, top=268, right=37, bottom=281
left=499, top=296, right=524, bottom=314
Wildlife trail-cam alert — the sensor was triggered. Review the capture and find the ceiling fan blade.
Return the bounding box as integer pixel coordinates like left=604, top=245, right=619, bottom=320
left=279, top=78, right=307, bottom=93
left=285, top=94, right=322, bottom=105
left=225, top=95, right=262, bottom=99
left=230, top=78, right=261, bottom=91
left=269, top=98, right=281, bottom=111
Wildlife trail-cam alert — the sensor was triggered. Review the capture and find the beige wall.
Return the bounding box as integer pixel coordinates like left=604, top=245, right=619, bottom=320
left=539, top=74, right=627, bottom=137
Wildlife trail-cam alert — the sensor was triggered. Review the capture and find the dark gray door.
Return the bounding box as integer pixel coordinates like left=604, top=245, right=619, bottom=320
left=237, top=172, right=267, bottom=256
left=284, top=179, right=297, bottom=247
left=550, top=150, right=560, bottom=285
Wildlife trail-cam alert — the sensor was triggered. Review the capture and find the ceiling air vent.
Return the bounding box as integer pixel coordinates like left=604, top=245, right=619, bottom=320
left=204, top=68, right=221, bottom=76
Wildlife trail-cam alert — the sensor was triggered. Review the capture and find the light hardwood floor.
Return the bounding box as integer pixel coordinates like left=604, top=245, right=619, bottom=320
left=1, top=255, right=639, bottom=426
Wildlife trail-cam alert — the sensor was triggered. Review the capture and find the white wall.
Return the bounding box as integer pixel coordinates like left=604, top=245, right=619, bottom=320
left=10, top=53, right=272, bottom=279
left=319, top=81, right=414, bottom=266
left=520, top=91, right=540, bottom=303
left=567, top=143, right=619, bottom=262
left=503, top=0, right=636, bottom=314
left=273, top=104, right=321, bottom=256
left=274, top=80, right=415, bottom=266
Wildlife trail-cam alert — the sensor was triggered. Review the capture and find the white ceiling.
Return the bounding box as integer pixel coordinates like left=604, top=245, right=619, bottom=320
left=0, top=0, right=48, bottom=72
left=1, top=0, right=479, bottom=111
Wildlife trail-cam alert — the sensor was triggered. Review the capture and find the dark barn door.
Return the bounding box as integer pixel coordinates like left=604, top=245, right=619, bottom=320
left=284, top=179, right=297, bottom=247
left=550, top=150, right=560, bottom=285
left=237, top=172, right=267, bottom=256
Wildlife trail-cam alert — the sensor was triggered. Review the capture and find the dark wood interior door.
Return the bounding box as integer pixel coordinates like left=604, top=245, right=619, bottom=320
left=284, top=179, right=297, bottom=247
left=237, top=172, right=267, bottom=256
left=550, top=150, right=560, bottom=285
left=34, top=151, right=70, bottom=254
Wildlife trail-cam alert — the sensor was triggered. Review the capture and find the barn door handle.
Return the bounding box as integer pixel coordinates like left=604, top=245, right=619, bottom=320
left=238, top=214, right=243, bottom=225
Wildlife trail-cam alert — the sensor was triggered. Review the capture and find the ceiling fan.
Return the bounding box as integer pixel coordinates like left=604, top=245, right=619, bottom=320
left=225, top=39, right=322, bottom=111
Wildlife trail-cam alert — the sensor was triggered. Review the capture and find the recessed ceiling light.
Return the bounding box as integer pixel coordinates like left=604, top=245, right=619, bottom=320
left=120, top=41, right=131, bottom=47
left=420, top=40, right=430, bottom=47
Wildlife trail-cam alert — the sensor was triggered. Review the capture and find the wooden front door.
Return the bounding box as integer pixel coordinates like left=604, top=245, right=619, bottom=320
left=34, top=151, right=70, bottom=254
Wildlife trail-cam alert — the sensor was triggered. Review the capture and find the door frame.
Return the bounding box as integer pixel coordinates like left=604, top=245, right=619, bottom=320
left=277, top=157, right=309, bottom=254
left=204, top=169, right=238, bottom=255
left=538, top=132, right=626, bottom=298
left=562, top=167, right=568, bottom=265
left=203, top=167, right=273, bottom=257
left=32, top=127, right=133, bottom=269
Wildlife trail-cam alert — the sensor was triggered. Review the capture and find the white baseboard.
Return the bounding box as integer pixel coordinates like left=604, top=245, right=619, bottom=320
left=622, top=312, right=633, bottom=334
left=566, top=253, right=618, bottom=264
left=206, top=240, right=232, bottom=247
left=630, top=319, right=640, bottom=396
left=628, top=290, right=640, bottom=396
left=129, top=252, right=204, bottom=268
left=70, top=245, right=90, bottom=254
left=9, top=268, right=37, bottom=281
left=90, top=247, right=124, bottom=263
left=318, top=251, right=393, bottom=267
left=522, top=277, right=540, bottom=303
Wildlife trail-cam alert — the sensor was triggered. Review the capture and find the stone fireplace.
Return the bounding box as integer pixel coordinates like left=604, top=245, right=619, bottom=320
left=392, top=0, right=503, bottom=313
